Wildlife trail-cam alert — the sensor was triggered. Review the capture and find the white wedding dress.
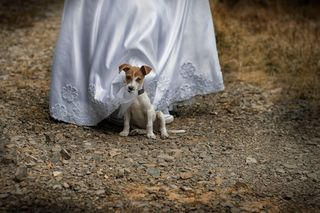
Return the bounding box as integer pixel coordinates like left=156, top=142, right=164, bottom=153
left=50, top=0, right=224, bottom=126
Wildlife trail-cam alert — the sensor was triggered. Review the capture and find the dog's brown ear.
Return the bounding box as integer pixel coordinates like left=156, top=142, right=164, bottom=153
left=119, top=64, right=131, bottom=73
left=140, top=65, right=152, bottom=76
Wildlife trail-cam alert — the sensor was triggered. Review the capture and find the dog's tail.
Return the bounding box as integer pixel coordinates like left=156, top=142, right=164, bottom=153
left=167, top=130, right=186, bottom=134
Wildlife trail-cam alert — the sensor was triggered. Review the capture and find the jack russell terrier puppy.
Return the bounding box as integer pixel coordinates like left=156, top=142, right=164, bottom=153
left=118, top=64, right=169, bottom=139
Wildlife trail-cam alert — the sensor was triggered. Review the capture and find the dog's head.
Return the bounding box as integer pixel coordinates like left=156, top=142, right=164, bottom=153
left=119, top=64, right=152, bottom=93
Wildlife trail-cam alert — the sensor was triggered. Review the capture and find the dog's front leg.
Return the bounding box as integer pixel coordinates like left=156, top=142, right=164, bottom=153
left=119, top=111, right=131, bottom=137
left=146, top=109, right=156, bottom=139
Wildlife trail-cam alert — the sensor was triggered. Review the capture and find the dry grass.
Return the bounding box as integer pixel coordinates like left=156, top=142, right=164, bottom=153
left=211, top=0, right=320, bottom=104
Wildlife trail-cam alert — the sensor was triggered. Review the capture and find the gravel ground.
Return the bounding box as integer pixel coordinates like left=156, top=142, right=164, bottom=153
left=0, top=1, right=319, bottom=212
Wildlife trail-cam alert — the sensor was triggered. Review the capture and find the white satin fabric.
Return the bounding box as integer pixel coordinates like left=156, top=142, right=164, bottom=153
left=50, top=0, right=224, bottom=126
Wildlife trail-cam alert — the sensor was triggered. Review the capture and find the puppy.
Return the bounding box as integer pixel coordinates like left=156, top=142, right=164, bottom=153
left=118, top=64, right=169, bottom=139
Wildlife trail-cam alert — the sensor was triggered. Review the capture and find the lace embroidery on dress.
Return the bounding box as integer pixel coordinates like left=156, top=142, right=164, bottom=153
left=51, top=83, right=101, bottom=125
left=156, top=62, right=223, bottom=111
left=62, top=84, right=79, bottom=103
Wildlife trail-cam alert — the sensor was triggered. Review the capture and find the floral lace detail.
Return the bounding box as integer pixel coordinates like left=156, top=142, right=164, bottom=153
left=51, top=103, right=68, bottom=119
left=51, top=83, right=101, bottom=125
left=62, top=84, right=79, bottom=103
left=156, top=62, right=224, bottom=111
left=180, top=62, right=196, bottom=79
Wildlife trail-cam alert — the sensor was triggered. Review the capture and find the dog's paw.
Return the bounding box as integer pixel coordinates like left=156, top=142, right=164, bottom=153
left=160, top=131, right=169, bottom=139
left=147, top=132, right=156, bottom=139
left=119, top=131, right=129, bottom=137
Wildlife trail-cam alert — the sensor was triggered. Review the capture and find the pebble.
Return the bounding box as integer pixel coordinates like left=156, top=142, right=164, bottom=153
left=276, top=168, right=286, bottom=174
left=51, top=145, right=62, bottom=152
left=282, top=163, right=297, bottom=170
left=157, top=154, right=175, bottom=162
left=14, top=165, right=28, bottom=182
left=246, top=157, right=257, bottom=164
left=146, top=168, right=161, bottom=178
left=53, top=171, right=63, bottom=177
left=180, top=186, right=193, bottom=192
left=95, top=189, right=105, bottom=196
left=63, top=182, right=70, bottom=189
left=60, top=148, right=71, bottom=160
left=180, top=172, right=193, bottom=180
left=169, top=184, right=178, bottom=189
left=52, top=184, right=62, bottom=190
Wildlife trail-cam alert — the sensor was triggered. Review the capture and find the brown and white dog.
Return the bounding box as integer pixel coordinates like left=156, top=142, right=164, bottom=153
left=118, top=64, right=169, bottom=139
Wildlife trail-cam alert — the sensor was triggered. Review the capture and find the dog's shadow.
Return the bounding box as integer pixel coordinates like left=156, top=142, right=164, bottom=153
left=91, top=119, right=123, bottom=135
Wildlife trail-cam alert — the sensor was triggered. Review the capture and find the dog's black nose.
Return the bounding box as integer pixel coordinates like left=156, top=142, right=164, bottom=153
left=128, top=86, right=134, bottom=92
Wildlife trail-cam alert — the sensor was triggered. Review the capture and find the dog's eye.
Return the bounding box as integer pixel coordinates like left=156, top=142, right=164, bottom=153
left=136, top=78, right=141, bottom=82
left=126, top=76, right=131, bottom=80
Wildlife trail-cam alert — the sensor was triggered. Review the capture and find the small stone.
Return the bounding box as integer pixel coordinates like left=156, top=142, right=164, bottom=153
left=246, top=157, right=257, bottom=164
left=180, top=186, right=193, bottom=192
left=157, top=154, right=175, bottom=162
left=97, top=169, right=103, bottom=175
left=14, top=165, right=28, bottom=182
left=53, top=171, right=63, bottom=177
left=180, top=172, right=193, bottom=180
left=95, top=189, right=105, bottom=196
left=282, top=163, right=297, bottom=170
left=53, top=184, right=62, bottom=190
left=84, top=141, right=92, bottom=146
left=146, top=168, right=160, bottom=178
left=60, top=148, right=71, bottom=160
left=169, top=184, right=178, bottom=189
left=276, top=168, right=286, bottom=174
left=5, top=144, right=15, bottom=149
left=63, top=182, right=70, bottom=189
left=52, top=145, right=62, bottom=152
left=26, top=162, right=36, bottom=168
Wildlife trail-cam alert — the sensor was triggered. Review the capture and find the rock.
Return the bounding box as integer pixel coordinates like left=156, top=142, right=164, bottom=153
left=53, top=171, right=63, bottom=177
left=53, top=184, right=62, bottom=190
left=14, top=165, right=28, bottom=182
left=169, top=184, right=178, bottom=189
left=95, top=189, right=105, bottom=196
left=60, top=148, right=71, bottom=160
left=63, top=182, right=70, bottom=189
left=5, top=144, right=15, bottom=149
left=246, top=157, right=257, bottom=164
left=157, top=154, right=174, bottom=162
left=180, top=186, right=193, bottom=192
left=276, top=168, right=286, bottom=174
left=146, top=168, right=161, bottom=178
left=51, top=145, right=62, bottom=152
left=180, top=172, right=193, bottom=180
left=282, top=163, right=297, bottom=170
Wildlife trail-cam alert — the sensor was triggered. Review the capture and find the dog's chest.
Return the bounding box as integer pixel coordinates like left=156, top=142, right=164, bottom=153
left=129, top=94, right=153, bottom=128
